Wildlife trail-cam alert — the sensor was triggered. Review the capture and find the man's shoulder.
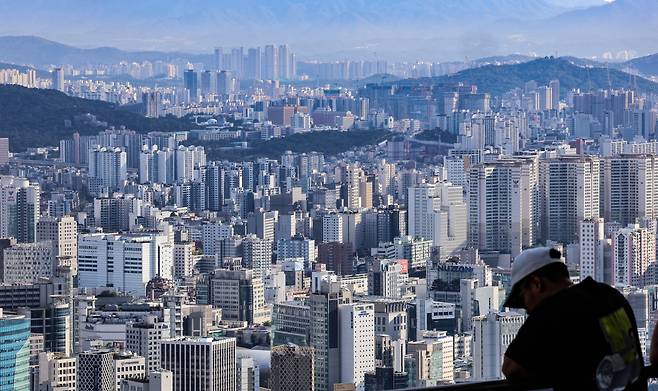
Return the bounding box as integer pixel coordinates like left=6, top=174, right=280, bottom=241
left=537, top=278, right=626, bottom=315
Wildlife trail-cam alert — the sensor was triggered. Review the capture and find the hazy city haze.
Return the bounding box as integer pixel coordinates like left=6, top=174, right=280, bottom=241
left=0, top=0, right=651, bottom=60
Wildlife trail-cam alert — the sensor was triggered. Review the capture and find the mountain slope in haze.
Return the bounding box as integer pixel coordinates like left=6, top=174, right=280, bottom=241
left=624, top=54, right=658, bottom=77
left=0, top=0, right=568, bottom=60
left=394, top=57, right=658, bottom=96
left=0, top=36, right=212, bottom=68
left=0, top=85, right=192, bottom=151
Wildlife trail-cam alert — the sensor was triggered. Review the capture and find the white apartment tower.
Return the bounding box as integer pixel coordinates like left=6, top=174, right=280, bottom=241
left=469, top=157, right=539, bottom=257
left=541, top=156, right=600, bottom=244
left=612, top=224, right=656, bottom=287
left=579, top=218, right=608, bottom=282
left=602, top=155, right=658, bottom=226
left=408, top=181, right=467, bottom=260
left=88, top=146, right=127, bottom=194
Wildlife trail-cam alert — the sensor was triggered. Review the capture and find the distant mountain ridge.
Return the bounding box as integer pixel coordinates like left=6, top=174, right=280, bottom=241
left=1, top=0, right=655, bottom=59
left=0, top=36, right=213, bottom=68
left=392, top=57, right=658, bottom=96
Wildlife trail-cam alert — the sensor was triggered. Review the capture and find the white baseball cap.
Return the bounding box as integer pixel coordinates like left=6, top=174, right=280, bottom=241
left=503, top=247, right=564, bottom=308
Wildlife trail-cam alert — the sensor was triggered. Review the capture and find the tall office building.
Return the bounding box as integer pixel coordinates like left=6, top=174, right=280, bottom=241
left=602, top=155, right=658, bottom=226
left=37, top=352, right=77, bottom=390
left=407, top=331, right=455, bottom=386
left=126, top=316, right=170, bottom=373
left=580, top=218, right=609, bottom=283
left=0, top=176, right=40, bottom=243
left=468, top=157, right=539, bottom=257
left=52, top=67, right=65, bottom=92
left=540, top=156, right=600, bottom=244
left=0, top=310, right=30, bottom=391
left=408, top=182, right=467, bottom=260
left=120, top=371, right=173, bottom=391
left=0, top=138, right=8, bottom=165
left=612, top=224, right=656, bottom=287
left=173, top=241, right=196, bottom=280
left=339, top=303, right=375, bottom=391
left=472, top=311, right=524, bottom=381
left=309, top=280, right=352, bottom=391
left=236, top=356, right=259, bottom=391
left=160, top=337, right=236, bottom=391
left=77, top=350, right=114, bottom=391
left=208, top=268, right=267, bottom=324
left=88, top=147, right=128, bottom=195
left=183, top=69, right=198, bottom=103
left=277, top=236, right=317, bottom=268
left=113, top=351, right=147, bottom=390
left=0, top=278, right=72, bottom=355
left=270, top=344, right=314, bottom=391
left=77, top=232, right=173, bottom=296
left=242, top=235, right=273, bottom=279
left=36, top=215, right=78, bottom=274
left=2, top=241, right=54, bottom=283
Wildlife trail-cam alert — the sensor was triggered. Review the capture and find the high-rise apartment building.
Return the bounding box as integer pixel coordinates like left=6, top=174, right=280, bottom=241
left=469, top=158, right=539, bottom=257
left=602, top=155, right=658, bottom=226
left=540, top=156, right=600, bottom=244
left=0, top=176, right=40, bottom=243
left=0, top=138, right=8, bottom=165
left=160, top=337, right=236, bottom=391
left=88, top=147, right=127, bottom=195
left=612, top=224, right=656, bottom=287
left=263, top=45, right=279, bottom=80
left=408, top=182, right=467, bottom=260
left=52, top=67, right=65, bottom=92
left=580, top=218, right=609, bottom=283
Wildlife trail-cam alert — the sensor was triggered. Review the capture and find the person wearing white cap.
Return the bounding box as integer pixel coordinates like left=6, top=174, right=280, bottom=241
left=501, top=247, right=645, bottom=390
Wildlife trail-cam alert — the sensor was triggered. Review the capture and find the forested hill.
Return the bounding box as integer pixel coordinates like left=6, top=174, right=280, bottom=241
left=0, top=85, right=191, bottom=151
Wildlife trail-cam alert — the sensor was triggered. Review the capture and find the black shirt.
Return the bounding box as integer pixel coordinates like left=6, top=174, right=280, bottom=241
left=505, top=277, right=646, bottom=390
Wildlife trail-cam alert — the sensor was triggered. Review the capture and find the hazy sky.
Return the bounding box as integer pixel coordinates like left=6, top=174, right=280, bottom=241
left=0, top=0, right=654, bottom=61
